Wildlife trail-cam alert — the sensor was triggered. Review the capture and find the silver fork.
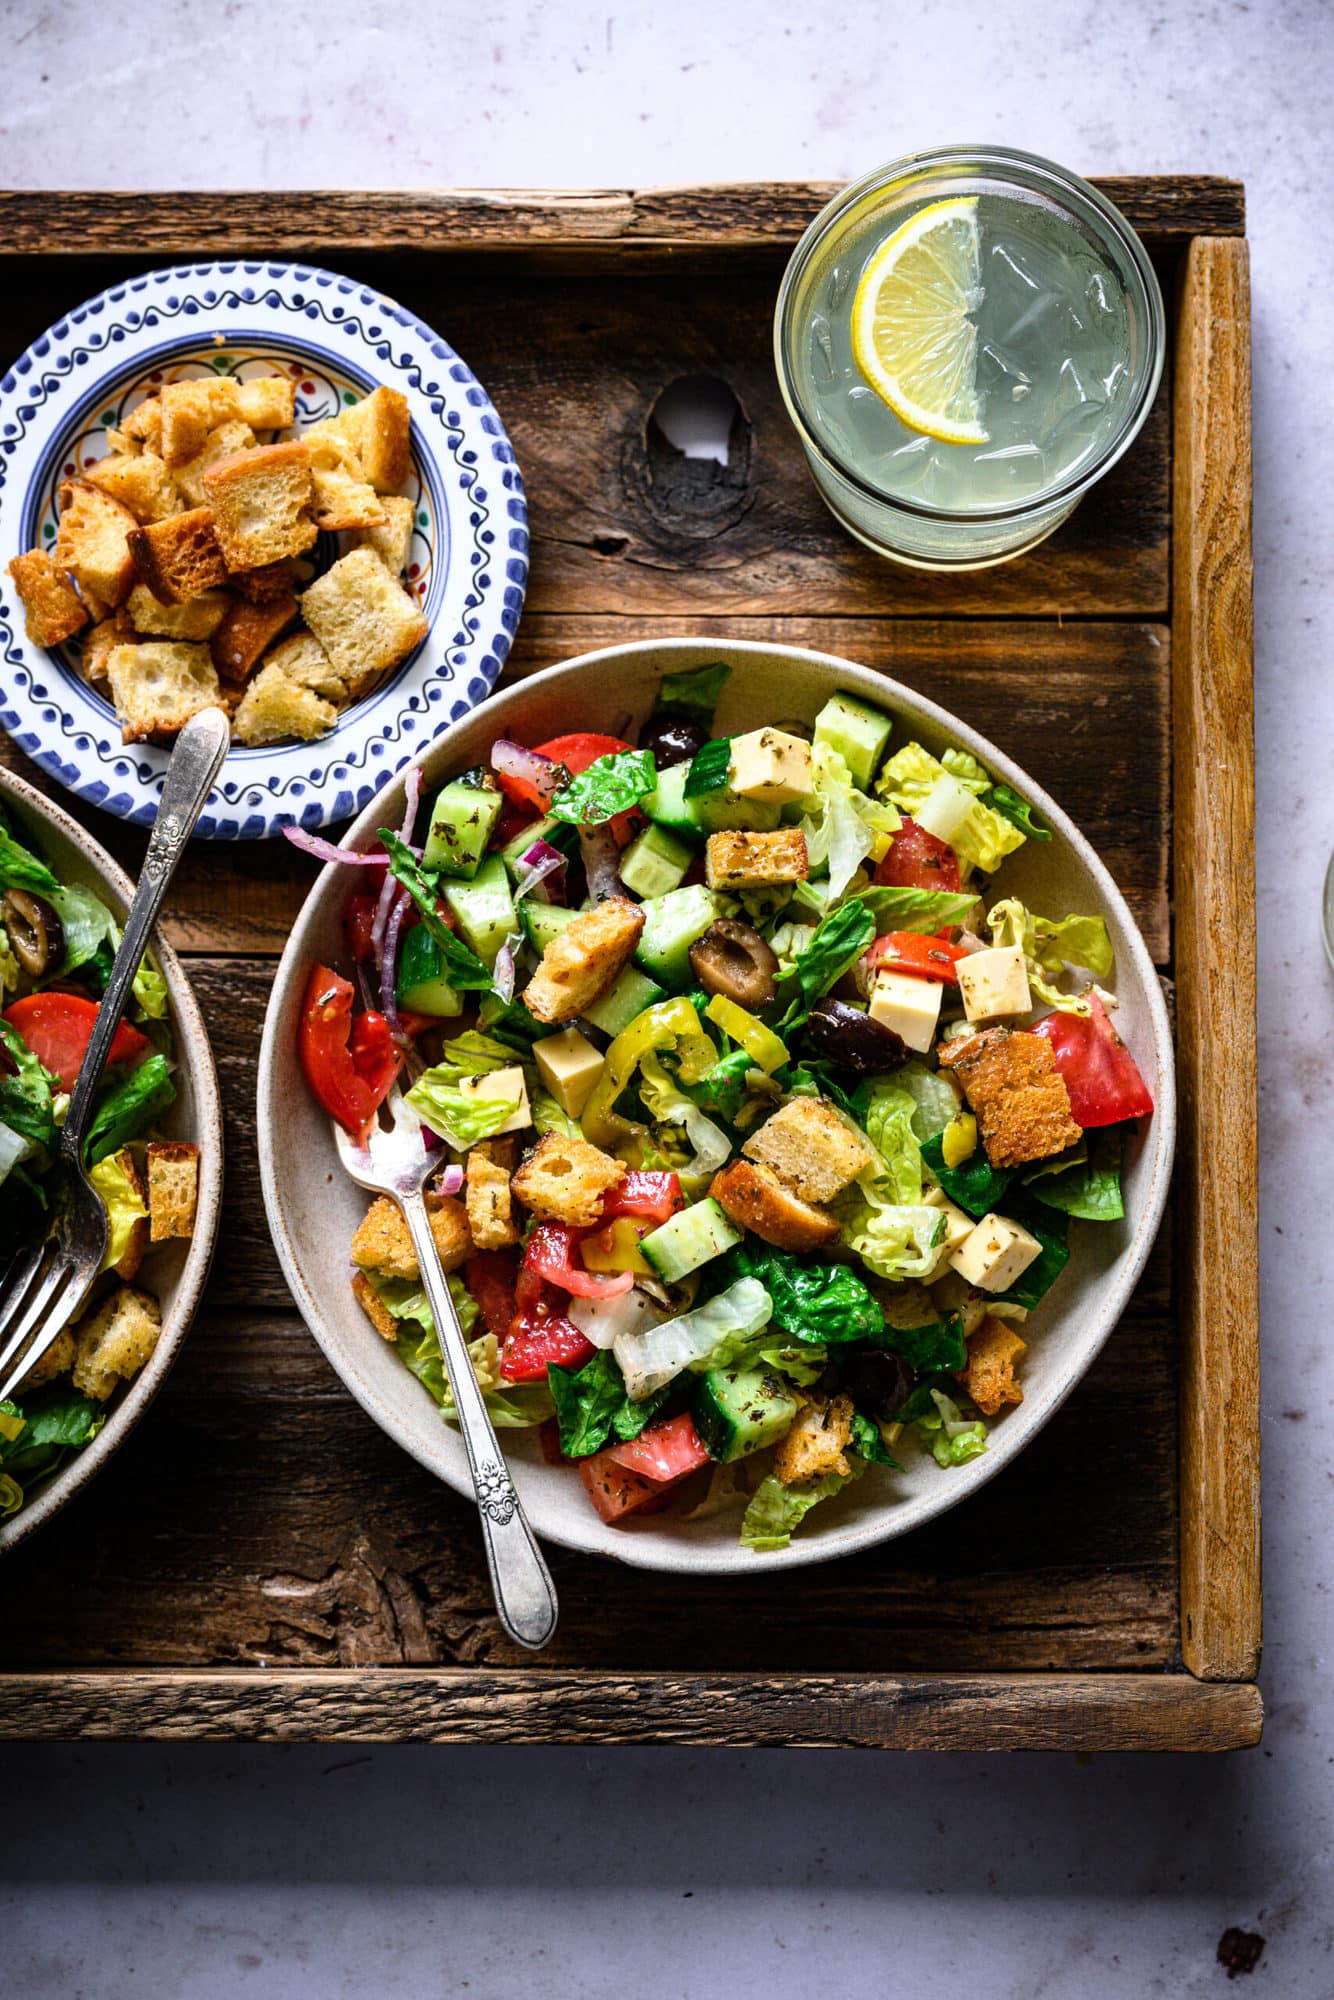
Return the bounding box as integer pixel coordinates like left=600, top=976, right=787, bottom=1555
left=0, top=707, right=230, bottom=1404
left=333, top=1087, right=558, bottom=1652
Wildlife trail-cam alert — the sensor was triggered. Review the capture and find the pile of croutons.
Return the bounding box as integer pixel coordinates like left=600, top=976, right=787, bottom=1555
left=6, top=373, right=429, bottom=747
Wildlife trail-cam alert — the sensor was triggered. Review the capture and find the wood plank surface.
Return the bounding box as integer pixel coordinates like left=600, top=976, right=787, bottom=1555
left=0, top=179, right=1244, bottom=257
left=1172, top=238, right=1260, bottom=1683
left=0, top=1670, right=1261, bottom=1752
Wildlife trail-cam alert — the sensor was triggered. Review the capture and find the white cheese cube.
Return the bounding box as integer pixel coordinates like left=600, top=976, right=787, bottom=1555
left=458, top=1065, right=531, bottom=1136
left=727, top=727, right=813, bottom=804
left=867, top=969, right=943, bottom=1054
left=532, top=1027, right=605, bottom=1118
left=922, top=1189, right=975, bottom=1280
left=957, top=944, right=1032, bottom=1024
left=948, top=1212, right=1042, bottom=1294
left=913, top=773, right=976, bottom=845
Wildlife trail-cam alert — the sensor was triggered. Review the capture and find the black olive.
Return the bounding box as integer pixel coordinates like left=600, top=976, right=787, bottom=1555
left=817, top=1347, right=913, bottom=1420
left=638, top=716, right=707, bottom=769
left=1, top=888, right=63, bottom=981
left=801, top=995, right=908, bottom=1075
left=688, top=919, right=779, bottom=1008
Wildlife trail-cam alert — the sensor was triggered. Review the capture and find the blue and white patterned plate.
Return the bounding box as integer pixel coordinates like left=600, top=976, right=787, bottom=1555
left=0, top=261, right=528, bottom=838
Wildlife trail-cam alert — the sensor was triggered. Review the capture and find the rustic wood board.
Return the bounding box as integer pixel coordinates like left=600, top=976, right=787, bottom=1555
left=0, top=183, right=1259, bottom=1752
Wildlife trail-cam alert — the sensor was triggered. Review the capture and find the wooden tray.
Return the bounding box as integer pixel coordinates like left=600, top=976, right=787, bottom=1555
left=0, top=182, right=1259, bottom=1752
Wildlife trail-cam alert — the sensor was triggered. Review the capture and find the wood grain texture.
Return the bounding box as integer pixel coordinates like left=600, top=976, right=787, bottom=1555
left=1172, top=238, right=1260, bottom=1682
left=0, top=1670, right=1261, bottom=1751
left=0, top=179, right=1244, bottom=257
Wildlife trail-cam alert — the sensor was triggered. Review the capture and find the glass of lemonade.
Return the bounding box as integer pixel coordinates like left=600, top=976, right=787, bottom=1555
left=775, top=146, right=1166, bottom=569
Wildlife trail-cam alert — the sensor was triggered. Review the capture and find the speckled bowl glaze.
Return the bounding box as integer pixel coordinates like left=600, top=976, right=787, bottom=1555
left=0, top=767, right=223, bottom=1558
left=0, top=260, right=527, bottom=838
left=258, top=638, right=1175, bottom=1575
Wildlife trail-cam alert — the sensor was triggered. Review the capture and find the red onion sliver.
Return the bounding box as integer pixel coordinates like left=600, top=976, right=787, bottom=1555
left=436, top=1164, right=464, bottom=1197
left=282, top=826, right=389, bottom=868
left=493, top=938, right=517, bottom=1006
left=400, top=765, right=422, bottom=850
left=371, top=772, right=425, bottom=960
left=380, top=887, right=410, bottom=1045
left=421, top=1125, right=444, bottom=1153
left=491, top=738, right=561, bottom=806
left=514, top=839, right=567, bottom=905
left=580, top=823, right=623, bottom=902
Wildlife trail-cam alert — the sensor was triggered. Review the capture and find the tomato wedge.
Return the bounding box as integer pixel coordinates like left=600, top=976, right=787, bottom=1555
left=524, top=1218, right=634, bottom=1300
left=578, top=1452, right=663, bottom=1523
left=343, top=892, right=381, bottom=964
left=297, top=964, right=399, bottom=1141
left=534, top=731, right=643, bottom=846
left=598, top=1170, right=683, bottom=1226
left=500, top=1308, right=596, bottom=1382
left=605, top=1413, right=710, bottom=1484
left=1032, top=993, right=1154, bottom=1128
left=2, top=992, right=149, bottom=1093
left=863, top=932, right=968, bottom=987
left=465, top=1249, right=520, bottom=1341
left=875, top=817, right=962, bottom=894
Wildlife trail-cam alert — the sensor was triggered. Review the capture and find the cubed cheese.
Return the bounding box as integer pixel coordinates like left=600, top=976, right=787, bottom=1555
left=957, top=944, right=1032, bottom=1023
left=532, top=1027, right=605, bottom=1119
left=727, top=727, right=813, bottom=804
left=948, top=1212, right=1042, bottom=1294
left=867, top=968, right=943, bottom=1054
left=922, top=1189, right=975, bottom=1279
left=458, top=1065, right=532, bottom=1136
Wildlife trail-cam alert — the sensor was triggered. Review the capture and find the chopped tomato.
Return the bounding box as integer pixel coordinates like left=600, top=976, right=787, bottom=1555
left=500, top=1308, right=596, bottom=1382
left=465, top=1250, right=520, bottom=1340
left=297, top=964, right=399, bottom=1141
left=494, top=803, right=537, bottom=852
left=599, top=1170, right=683, bottom=1226
left=2, top=992, right=149, bottom=1093
left=578, top=1451, right=663, bottom=1523
left=605, top=1413, right=710, bottom=1485
left=863, top=932, right=968, bottom=987
left=343, top=893, right=381, bottom=964
left=534, top=731, right=643, bottom=846
left=1032, top=993, right=1154, bottom=1128
left=875, top=817, right=962, bottom=895
left=524, top=1218, right=634, bottom=1300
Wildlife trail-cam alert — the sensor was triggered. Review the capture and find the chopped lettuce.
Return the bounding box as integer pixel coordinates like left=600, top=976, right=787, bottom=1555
left=986, top=896, right=1113, bottom=1011
left=1026, top=1127, right=1125, bottom=1221
left=0, top=920, right=19, bottom=998
left=849, top=1077, right=923, bottom=1203
left=0, top=1383, right=105, bottom=1512
left=0, top=1018, right=58, bottom=1152
left=914, top=1387, right=988, bottom=1468
left=84, top=1054, right=176, bottom=1167
left=853, top=884, right=979, bottom=934
left=877, top=743, right=1027, bottom=873
left=547, top=1349, right=667, bottom=1457
left=51, top=883, right=118, bottom=978
left=740, top=1461, right=867, bottom=1551
left=878, top=1297, right=968, bottom=1372
left=406, top=1045, right=524, bottom=1148
left=0, top=822, right=60, bottom=897
left=835, top=1179, right=945, bottom=1283
left=920, top=1129, right=1015, bottom=1218
left=530, top=1081, right=582, bottom=1139
left=384, top=1290, right=554, bottom=1429
left=89, top=1150, right=149, bottom=1273
left=849, top=1410, right=903, bottom=1468
left=940, top=748, right=993, bottom=793
left=548, top=749, right=658, bottom=827
left=723, top=1241, right=882, bottom=1346
left=431, top=1030, right=515, bottom=1076
left=131, top=954, right=169, bottom=1020
left=653, top=661, right=731, bottom=725
left=984, top=783, right=1052, bottom=842
left=799, top=743, right=900, bottom=900
left=777, top=899, right=876, bottom=1029
left=637, top=1050, right=731, bottom=1190
left=995, top=1205, right=1070, bottom=1309
left=378, top=831, right=494, bottom=991
left=613, top=1276, right=773, bottom=1401
left=895, top=1061, right=961, bottom=1141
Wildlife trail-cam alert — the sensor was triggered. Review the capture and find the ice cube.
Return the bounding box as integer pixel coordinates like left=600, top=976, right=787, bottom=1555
left=808, top=313, right=836, bottom=388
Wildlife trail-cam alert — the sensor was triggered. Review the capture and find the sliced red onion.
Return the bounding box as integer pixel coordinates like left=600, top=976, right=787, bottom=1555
left=436, top=1163, right=464, bottom=1197
left=580, top=823, right=623, bottom=902
left=371, top=777, right=421, bottom=961
left=493, top=936, right=518, bottom=1006
left=400, top=765, right=422, bottom=849
left=491, top=738, right=561, bottom=806
left=514, top=838, right=567, bottom=905
left=380, top=887, right=410, bottom=1045
left=422, top=1124, right=444, bottom=1153
left=283, top=826, right=389, bottom=868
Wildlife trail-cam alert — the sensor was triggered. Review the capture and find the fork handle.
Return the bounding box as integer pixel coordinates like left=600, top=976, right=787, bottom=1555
left=63, top=708, right=230, bottom=1153
left=400, top=1188, right=558, bottom=1652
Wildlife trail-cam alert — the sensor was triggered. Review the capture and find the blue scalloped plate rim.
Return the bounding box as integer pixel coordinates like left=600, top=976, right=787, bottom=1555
left=0, top=260, right=528, bottom=839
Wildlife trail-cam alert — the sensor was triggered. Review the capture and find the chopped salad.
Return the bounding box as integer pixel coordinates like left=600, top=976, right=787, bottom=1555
left=291, top=665, right=1153, bottom=1550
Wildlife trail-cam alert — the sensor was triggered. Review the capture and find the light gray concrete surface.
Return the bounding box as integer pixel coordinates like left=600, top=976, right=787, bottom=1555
left=3, top=1, right=1332, bottom=1993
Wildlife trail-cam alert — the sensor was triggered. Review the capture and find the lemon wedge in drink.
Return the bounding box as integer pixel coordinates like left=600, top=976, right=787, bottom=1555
left=850, top=196, right=988, bottom=445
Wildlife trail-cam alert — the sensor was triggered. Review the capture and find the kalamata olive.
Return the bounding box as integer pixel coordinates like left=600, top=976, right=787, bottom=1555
left=688, top=918, right=778, bottom=1008
left=638, top=716, right=707, bottom=769
left=801, top=995, right=908, bottom=1075
left=843, top=1349, right=915, bottom=1422
left=1, top=888, right=63, bottom=981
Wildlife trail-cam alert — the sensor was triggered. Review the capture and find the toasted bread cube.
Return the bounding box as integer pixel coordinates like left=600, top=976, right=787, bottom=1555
left=172, top=419, right=257, bottom=509
left=159, top=380, right=224, bottom=466
left=54, top=479, right=138, bottom=614
left=298, top=547, right=429, bottom=698
left=938, top=1027, right=1081, bottom=1169
left=710, top=1158, right=840, bottom=1253
left=258, top=630, right=345, bottom=700
left=231, top=374, right=297, bottom=430
left=202, top=440, right=317, bottom=569
left=742, top=1097, right=874, bottom=1204
left=522, top=898, right=645, bottom=1025
left=145, top=1140, right=200, bottom=1241
left=350, top=1193, right=471, bottom=1281
left=86, top=449, right=181, bottom=525
left=352, top=1270, right=400, bottom=1341
left=72, top=1284, right=162, bottom=1401
left=705, top=828, right=809, bottom=891
left=128, top=507, right=229, bottom=604
left=7, top=550, right=88, bottom=646
left=465, top=1140, right=519, bottom=1250
left=961, top=1315, right=1027, bottom=1417
left=511, top=1132, right=626, bottom=1228
left=17, top=1325, right=76, bottom=1391
left=727, top=727, right=813, bottom=804
left=81, top=609, right=135, bottom=683
left=347, top=493, right=415, bottom=574
left=209, top=592, right=299, bottom=685
left=231, top=557, right=298, bottom=603
left=773, top=1394, right=854, bottom=1485
left=868, top=968, right=944, bottom=1054
left=231, top=658, right=338, bottom=745
left=104, top=640, right=221, bottom=743
left=532, top=1028, right=605, bottom=1120
left=957, top=945, right=1032, bottom=1025
left=127, top=582, right=229, bottom=642
left=338, top=385, right=412, bottom=492
left=948, top=1212, right=1043, bottom=1295
left=311, top=462, right=386, bottom=532
left=121, top=396, right=165, bottom=453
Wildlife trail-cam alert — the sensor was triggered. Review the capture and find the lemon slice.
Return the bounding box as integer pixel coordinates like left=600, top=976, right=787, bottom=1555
left=851, top=196, right=988, bottom=446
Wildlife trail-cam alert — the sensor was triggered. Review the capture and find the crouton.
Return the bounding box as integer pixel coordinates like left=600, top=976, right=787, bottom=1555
left=704, top=828, right=809, bottom=892
left=511, top=1132, right=626, bottom=1228
left=6, top=550, right=88, bottom=646
left=231, top=657, right=338, bottom=745
left=352, top=1270, right=399, bottom=1341
left=742, top=1097, right=874, bottom=1204
left=121, top=396, right=164, bottom=453
left=158, top=379, right=225, bottom=466
left=231, top=374, right=297, bottom=430
left=127, top=582, right=229, bottom=642
left=259, top=630, right=344, bottom=700
left=313, top=385, right=412, bottom=493
left=306, top=427, right=386, bottom=531
left=350, top=1193, right=471, bottom=1280
left=938, top=1027, right=1081, bottom=1169
left=465, top=1139, right=520, bottom=1249
left=710, top=1158, right=841, bottom=1253
left=959, top=1315, right=1027, bottom=1417
left=209, top=591, right=299, bottom=685
left=773, top=1394, right=854, bottom=1485
left=128, top=507, right=229, bottom=604
left=347, top=493, right=415, bottom=574
left=18, top=1326, right=76, bottom=1391
left=231, top=557, right=297, bottom=603
left=522, top=897, right=645, bottom=1025
left=54, top=479, right=138, bottom=614
left=145, top=1140, right=199, bottom=1241
left=104, top=641, right=222, bottom=743
left=172, top=420, right=257, bottom=509
left=202, top=440, right=318, bottom=569
left=81, top=609, right=134, bottom=683
left=86, top=449, right=181, bottom=525
left=298, top=547, right=428, bottom=699
left=72, top=1284, right=162, bottom=1402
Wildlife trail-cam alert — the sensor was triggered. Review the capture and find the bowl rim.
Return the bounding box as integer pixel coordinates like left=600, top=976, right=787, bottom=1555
left=0, top=765, right=224, bottom=1558
left=258, top=636, right=1176, bottom=1574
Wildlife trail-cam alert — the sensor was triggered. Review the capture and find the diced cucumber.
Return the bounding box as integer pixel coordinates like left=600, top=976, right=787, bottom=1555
left=422, top=778, right=504, bottom=880
left=582, top=964, right=666, bottom=1039
left=394, top=924, right=464, bottom=1017
left=518, top=899, right=581, bottom=953
left=619, top=822, right=693, bottom=900
left=441, top=854, right=517, bottom=967
left=697, top=794, right=780, bottom=835
left=498, top=813, right=581, bottom=881
left=682, top=737, right=734, bottom=800
left=692, top=1366, right=799, bottom=1464
left=643, top=760, right=706, bottom=844
left=634, top=884, right=726, bottom=990
left=813, top=691, right=894, bottom=790
left=643, top=759, right=777, bottom=843
left=640, top=1197, right=741, bottom=1283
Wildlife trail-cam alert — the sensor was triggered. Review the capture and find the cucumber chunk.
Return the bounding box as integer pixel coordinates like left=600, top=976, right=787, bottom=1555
left=499, top=813, right=581, bottom=881
left=395, top=924, right=464, bottom=1018
left=692, top=1366, right=799, bottom=1463
left=422, top=778, right=504, bottom=880
left=582, top=965, right=666, bottom=1039
left=813, top=691, right=894, bottom=790
left=441, top=854, right=517, bottom=967
left=619, top=822, right=693, bottom=900
left=518, top=899, right=581, bottom=954
left=634, top=884, right=726, bottom=989
left=640, top=1197, right=741, bottom=1283
left=644, top=759, right=778, bottom=842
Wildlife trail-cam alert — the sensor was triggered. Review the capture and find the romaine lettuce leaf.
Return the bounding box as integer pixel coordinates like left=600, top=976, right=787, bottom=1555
left=0, top=1017, right=58, bottom=1151
left=548, top=749, right=658, bottom=827
left=84, top=1055, right=176, bottom=1166
left=723, top=1241, right=882, bottom=1346
left=986, top=896, right=1113, bottom=1010
left=848, top=1410, right=903, bottom=1468
left=778, top=899, right=876, bottom=1028
left=51, top=884, right=118, bottom=978
left=89, top=1150, right=149, bottom=1273
left=877, top=743, right=1026, bottom=872
left=852, top=885, right=979, bottom=933
left=995, top=1204, right=1070, bottom=1309
left=405, top=1059, right=524, bottom=1148
left=914, top=1386, right=988, bottom=1468
left=920, top=1129, right=1015, bottom=1218
left=740, top=1460, right=867, bottom=1551
left=984, top=783, right=1052, bottom=842
left=799, top=743, right=900, bottom=900
left=390, top=1309, right=552, bottom=1429
left=379, top=831, right=494, bottom=991
left=0, top=823, right=60, bottom=897
left=895, top=1061, right=961, bottom=1141
left=941, top=748, right=993, bottom=794
left=1025, top=1127, right=1125, bottom=1221
left=547, top=1349, right=667, bottom=1457
left=849, top=1077, right=923, bottom=1202
left=613, top=1276, right=773, bottom=1401
left=834, top=1180, right=945, bottom=1283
